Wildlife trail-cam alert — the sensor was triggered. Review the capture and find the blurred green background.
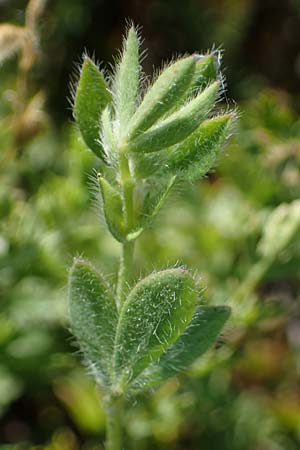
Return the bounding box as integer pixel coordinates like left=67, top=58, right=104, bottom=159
left=1, top=0, right=300, bottom=449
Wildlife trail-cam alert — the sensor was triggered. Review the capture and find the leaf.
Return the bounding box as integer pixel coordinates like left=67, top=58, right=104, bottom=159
left=190, top=54, right=219, bottom=94
left=161, top=54, right=220, bottom=116
left=74, top=57, right=112, bottom=159
left=98, top=176, right=126, bottom=242
left=166, top=113, right=233, bottom=180
left=113, top=269, right=197, bottom=389
left=126, top=56, right=196, bottom=140
left=68, top=258, right=118, bottom=386
left=114, top=26, right=140, bottom=135
left=100, top=106, right=117, bottom=164
left=0, top=24, right=27, bottom=64
left=127, top=81, right=220, bottom=153
left=130, top=305, right=231, bottom=392
left=133, top=113, right=232, bottom=179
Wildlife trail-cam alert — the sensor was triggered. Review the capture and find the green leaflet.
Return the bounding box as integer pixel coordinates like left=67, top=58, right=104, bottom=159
left=100, top=106, right=117, bottom=163
left=114, top=26, right=140, bottom=135
left=165, top=54, right=219, bottom=115
left=68, top=259, right=118, bottom=386
left=133, top=114, right=232, bottom=179
left=130, top=305, right=231, bottom=393
left=190, top=54, right=219, bottom=94
left=126, top=56, right=196, bottom=140
left=98, top=176, right=126, bottom=242
left=126, top=81, right=220, bottom=153
left=113, top=269, right=197, bottom=389
left=166, top=113, right=233, bottom=180
left=74, top=57, right=112, bottom=159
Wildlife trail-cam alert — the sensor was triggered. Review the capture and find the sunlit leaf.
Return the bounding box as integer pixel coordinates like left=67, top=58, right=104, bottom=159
left=74, top=57, right=112, bottom=159
left=130, top=305, right=231, bottom=392
left=114, top=26, right=140, bottom=135
left=113, top=269, right=197, bottom=389
left=190, top=54, right=219, bottom=93
left=98, top=176, right=126, bottom=242
left=127, top=81, right=220, bottom=153
left=126, top=56, right=196, bottom=139
left=68, top=258, right=118, bottom=385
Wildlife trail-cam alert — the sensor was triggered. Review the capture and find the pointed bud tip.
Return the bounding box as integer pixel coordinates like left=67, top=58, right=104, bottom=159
left=126, top=24, right=139, bottom=43
left=82, top=55, right=93, bottom=65
left=193, top=53, right=214, bottom=62
left=128, top=24, right=137, bottom=33
left=213, top=112, right=237, bottom=130
left=193, top=53, right=217, bottom=67
left=72, top=256, right=87, bottom=268
left=81, top=57, right=100, bottom=74
left=193, top=54, right=205, bottom=62
left=205, top=79, right=221, bottom=97
left=214, top=113, right=232, bottom=122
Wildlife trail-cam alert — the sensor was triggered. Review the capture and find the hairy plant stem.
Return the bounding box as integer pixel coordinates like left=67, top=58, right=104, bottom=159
left=110, top=150, right=135, bottom=449
left=105, top=395, right=124, bottom=450
left=117, top=151, right=135, bottom=307
left=117, top=241, right=134, bottom=308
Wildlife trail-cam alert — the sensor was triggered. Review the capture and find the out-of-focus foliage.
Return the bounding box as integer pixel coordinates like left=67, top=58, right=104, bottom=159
left=1, top=1, right=300, bottom=449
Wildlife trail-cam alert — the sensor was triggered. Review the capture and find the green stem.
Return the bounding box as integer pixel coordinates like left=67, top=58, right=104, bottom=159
left=105, top=395, right=124, bottom=450
left=119, top=151, right=134, bottom=229
left=117, top=241, right=134, bottom=308
left=117, top=151, right=135, bottom=308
